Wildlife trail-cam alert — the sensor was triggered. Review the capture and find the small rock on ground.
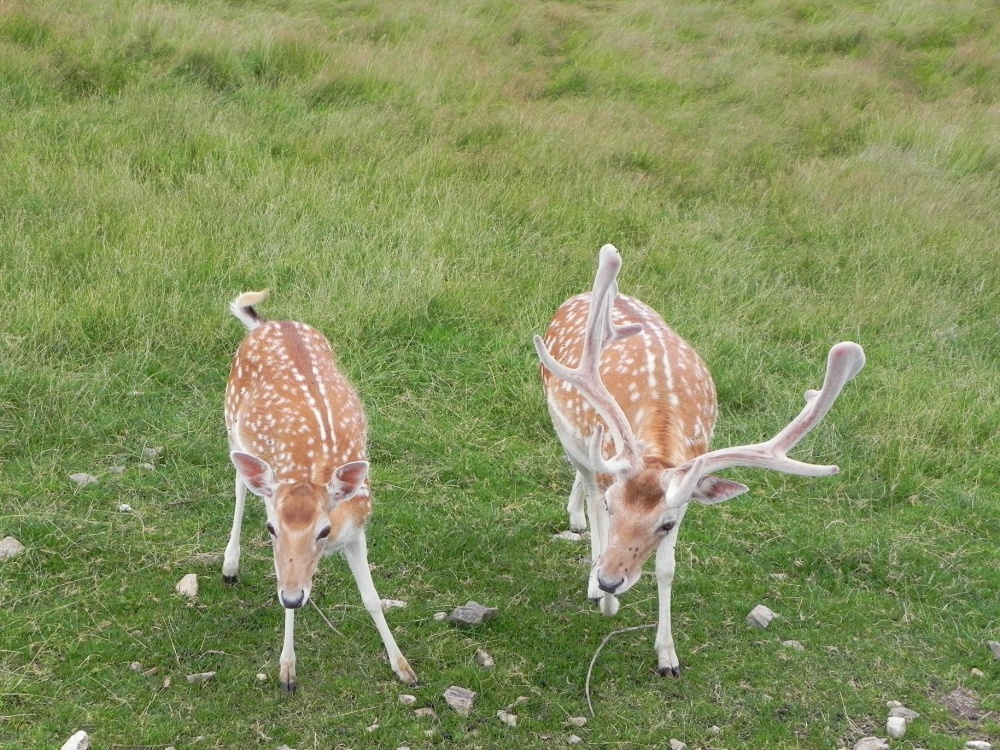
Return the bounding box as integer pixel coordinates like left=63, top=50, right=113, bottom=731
left=118, top=503, right=133, bottom=513
left=381, top=599, right=407, bottom=611
left=497, top=710, right=517, bottom=727
left=567, top=736, right=582, bottom=745
left=971, top=667, right=985, bottom=677
left=413, top=707, right=437, bottom=719
left=398, top=694, right=417, bottom=706
left=886, top=717, right=906, bottom=739
left=746, top=604, right=777, bottom=629
left=988, top=641, right=1000, bottom=661
left=781, top=640, right=805, bottom=651
left=708, top=726, right=721, bottom=735
left=889, top=706, right=920, bottom=721
left=142, top=446, right=164, bottom=459
left=853, top=738, right=889, bottom=750
left=443, top=685, right=476, bottom=715
left=60, top=731, right=90, bottom=750
left=69, top=473, right=99, bottom=486
left=256, top=673, right=267, bottom=682
left=129, top=661, right=143, bottom=672
left=186, top=672, right=216, bottom=684
left=567, top=717, right=587, bottom=728
left=966, top=742, right=992, bottom=750
left=433, top=612, right=447, bottom=621
left=669, top=739, right=688, bottom=750
left=138, top=462, right=156, bottom=471
left=108, top=466, right=126, bottom=474
left=474, top=649, right=494, bottom=668
left=886, top=700, right=902, bottom=708
left=446, top=601, right=498, bottom=627
left=176, top=573, right=198, bottom=598
left=0, top=536, right=25, bottom=560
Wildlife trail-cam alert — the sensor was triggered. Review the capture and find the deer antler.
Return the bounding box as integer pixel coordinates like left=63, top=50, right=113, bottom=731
left=534, top=245, right=645, bottom=476
left=667, top=342, right=865, bottom=499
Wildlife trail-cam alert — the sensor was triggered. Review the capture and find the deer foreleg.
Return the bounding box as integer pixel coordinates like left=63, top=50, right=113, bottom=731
left=567, top=472, right=587, bottom=532
left=343, top=530, right=418, bottom=685
left=578, top=469, right=619, bottom=616
left=654, top=532, right=682, bottom=677
left=222, top=474, right=247, bottom=584
left=280, top=606, right=297, bottom=693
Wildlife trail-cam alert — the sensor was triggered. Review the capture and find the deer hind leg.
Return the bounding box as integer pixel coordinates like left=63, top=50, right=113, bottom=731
left=222, top=473, right=247, bottom=584
left=343, top=529, right=418, bottom=685
left=566, top=471, right=587, bottom=532
left=577, top=468, right=619, bottom=616
left=279, top=606, right=297, bottom=693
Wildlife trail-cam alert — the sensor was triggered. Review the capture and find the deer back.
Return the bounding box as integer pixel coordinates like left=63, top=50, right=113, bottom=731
left=540, top=292, right=717, bottom=473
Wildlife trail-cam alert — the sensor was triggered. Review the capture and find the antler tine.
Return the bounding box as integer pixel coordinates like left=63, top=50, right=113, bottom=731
left=534, top=245, right=644, bottom=475
left=670, top=342, right=865, bottom=492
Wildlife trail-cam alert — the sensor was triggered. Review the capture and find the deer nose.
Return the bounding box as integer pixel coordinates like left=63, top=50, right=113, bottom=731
left=280, top=590, right=306, bottom=609
left=597, top=574, right=624, bottom=594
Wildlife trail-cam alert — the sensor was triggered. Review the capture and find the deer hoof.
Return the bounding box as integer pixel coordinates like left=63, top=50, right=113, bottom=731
left=657, top=665, right=682, bottom=678
left=222, top=574, right=238, bottom=585
left=281, top=678, right=297, bottom=695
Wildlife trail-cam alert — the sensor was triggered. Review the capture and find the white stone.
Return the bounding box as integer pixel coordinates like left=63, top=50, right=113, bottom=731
left=256, top=673, right=267, bottom=681
left=971, top=667, right=985, bottom=677
left=670, top=740, right=688, bottom=750
left=176, top=573, right=198, bottom=598
left=746, top=604, right=777, bottom=629
left=781, top=640, right=805, bottom=651
left=886, top=717, right=906, bottom=739
left=988, top=641, right=1000, bottom=660
left=443, top=685, right=476, bottom=715
left=709, top=725, right=721, bottom=735
left=60, top=731, right=89, bottom=750
left=433, top=612, right=447, bottom=621
left=497, top=709, right=517, bottom=727
left=398, top=694, right=417, bottom=706
left=568, top=736, right=582, bottom=745
left=118, top=503, right=133, bottom=513
left=966, top=742, right=992, bottom=750
left=414, top=707, right=437, bottom=719
left=381, top=599, right=407, bottom=611
left=138, top=462, right=156, bottom=471
left=567, top=716, right=587, bottom=728
left=885, top=700, right=903, bottom=708
left=553, top=531, right=582, bottom=542
left=143, top=446, right=164, bottom=458
left=186, top=671, right=215, bottom=684
left=108, top=466, right=126, bottom=474
left=853, top=738, right=889, bottom=750
left=69, top=473, right=99, bottom=486
left=474, top=649, right=494, bottom=668
left=0, top=536, right=25, bottom=560
left=129, top=661, right=143, bottom=672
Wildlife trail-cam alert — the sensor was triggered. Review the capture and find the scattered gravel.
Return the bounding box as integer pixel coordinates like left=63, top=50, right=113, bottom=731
left=60, top=731, right=90, bottom=750
left=886, top=717, right=906, bottom=739
left=176, top=573, right=198, bottom=598
left=446, top=601, right=498, bottom=627
left=0, top=536, right=25, bottom=560
left=443, top=685, right=476, bottom=715
left=746, top=604, right=777, bottom=629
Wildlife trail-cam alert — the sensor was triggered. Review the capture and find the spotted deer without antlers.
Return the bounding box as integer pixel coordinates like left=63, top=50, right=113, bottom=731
left=535, top=245, right=865, bottom=676
left=222, top=290, right=417, bottom=692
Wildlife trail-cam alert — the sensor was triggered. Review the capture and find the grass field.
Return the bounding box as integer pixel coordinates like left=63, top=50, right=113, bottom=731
left=1, top=0, right=999, bottom=748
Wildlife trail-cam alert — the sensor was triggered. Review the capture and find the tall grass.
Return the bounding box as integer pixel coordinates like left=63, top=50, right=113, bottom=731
left=1, top=0, right=998, bottom=748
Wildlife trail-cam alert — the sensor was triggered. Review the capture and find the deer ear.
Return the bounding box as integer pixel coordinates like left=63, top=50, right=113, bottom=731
left=230, top=451, right=278, bottom=499
left=690, top=475, right=749, bottom=505
left=329, top=460, right=369, bottom=504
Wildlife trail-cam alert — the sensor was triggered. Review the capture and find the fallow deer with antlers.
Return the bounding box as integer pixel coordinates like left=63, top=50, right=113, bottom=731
left=222, top=290, right=417, bottom=692
left=535, top=245, right=864, bottom=676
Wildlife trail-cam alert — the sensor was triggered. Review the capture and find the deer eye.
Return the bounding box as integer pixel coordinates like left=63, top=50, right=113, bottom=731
left=658, top=521, right=676, bottom=535
left=317, top=527, right=331, bottom=541
left=265, top=522, right=277, bottom=537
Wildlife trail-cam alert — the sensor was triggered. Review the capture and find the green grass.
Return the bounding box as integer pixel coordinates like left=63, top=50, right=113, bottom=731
left=1, top=0, right=999, bottom=747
